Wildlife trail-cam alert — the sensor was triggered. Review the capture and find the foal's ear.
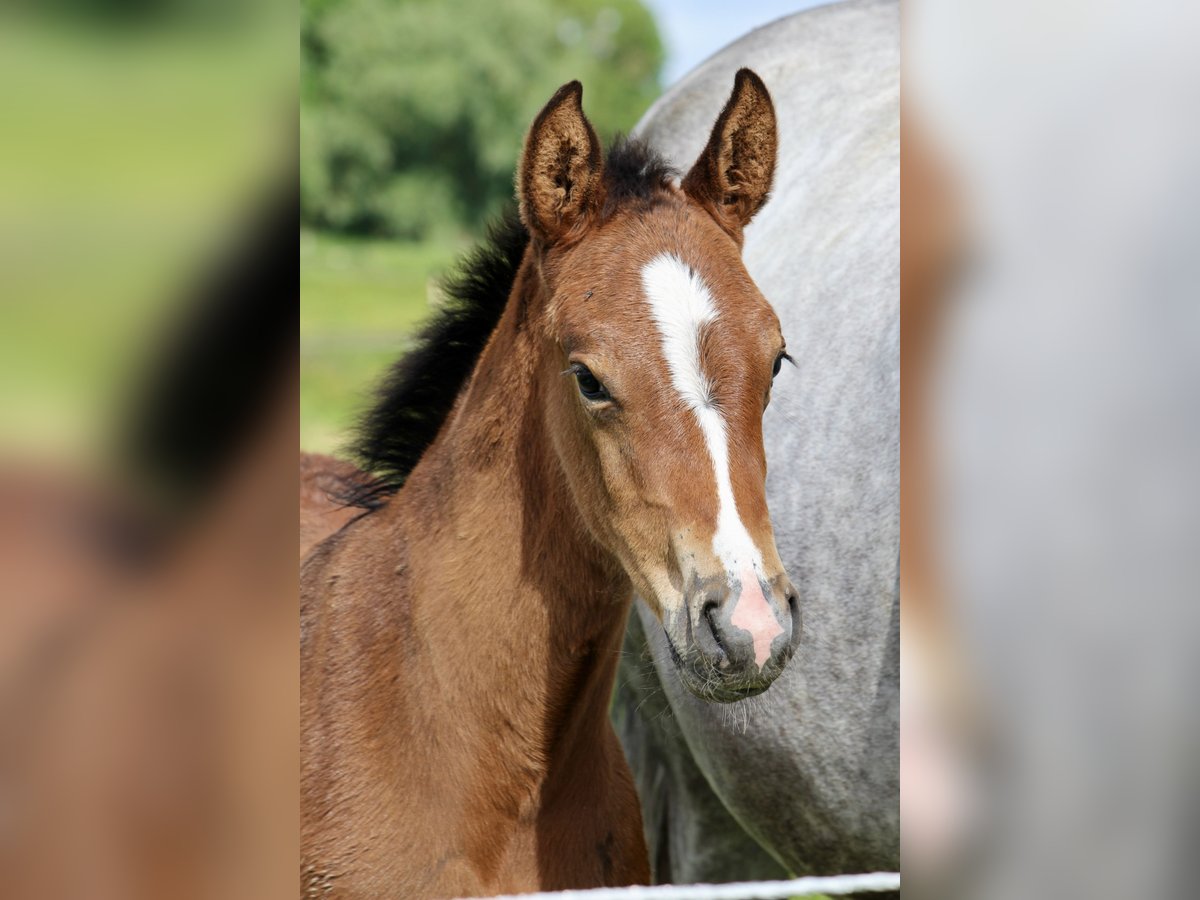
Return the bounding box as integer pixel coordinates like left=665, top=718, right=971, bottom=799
left=517, top=81, right=605, bottom=246
left=682, top=68, right=777, bottom=241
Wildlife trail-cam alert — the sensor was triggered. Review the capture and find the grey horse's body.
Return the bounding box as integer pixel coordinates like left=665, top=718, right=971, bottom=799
left=612, top=0, right=899, bottom=883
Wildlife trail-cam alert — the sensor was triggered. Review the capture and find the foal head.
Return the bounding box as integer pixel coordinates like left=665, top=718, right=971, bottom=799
left=519, top=71, right=799, bottom=702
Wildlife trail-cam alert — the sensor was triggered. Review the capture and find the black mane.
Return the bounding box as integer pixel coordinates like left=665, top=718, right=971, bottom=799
left=602, top=134, right=678, bottom=215
left=345, top=137, right=676, bottom=509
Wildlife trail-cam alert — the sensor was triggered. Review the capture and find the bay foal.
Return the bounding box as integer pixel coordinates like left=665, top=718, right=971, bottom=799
left=301, top=71, right=800, bottom=898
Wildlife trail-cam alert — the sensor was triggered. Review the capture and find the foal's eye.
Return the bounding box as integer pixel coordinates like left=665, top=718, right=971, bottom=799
left=571, top=364, right=610, bottom=402
left=772, top=351, right=792, bottom=379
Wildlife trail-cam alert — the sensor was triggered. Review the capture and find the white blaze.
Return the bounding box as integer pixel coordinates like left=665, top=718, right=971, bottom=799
left=641, top=253, right=765, bottom=577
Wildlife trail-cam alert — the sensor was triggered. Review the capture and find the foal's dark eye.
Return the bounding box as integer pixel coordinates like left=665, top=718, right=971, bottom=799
left=571, top=364, right=609, bottom=401
left=772, top=351, right=792, bottom=379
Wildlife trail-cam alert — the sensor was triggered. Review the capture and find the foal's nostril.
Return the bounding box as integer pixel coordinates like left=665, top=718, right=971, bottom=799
left=702, top=601, right=729, bottom=660
left=786, top=588, right=802, bottom=647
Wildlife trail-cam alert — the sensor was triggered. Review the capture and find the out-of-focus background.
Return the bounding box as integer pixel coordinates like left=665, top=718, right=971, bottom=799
left=0, top=3, right=298, bottom=899
left=0, top=1, right=292, bottom=465
left=904, top=1, right=1200, bottom=898
left=299, top=0, right=817, bottom=452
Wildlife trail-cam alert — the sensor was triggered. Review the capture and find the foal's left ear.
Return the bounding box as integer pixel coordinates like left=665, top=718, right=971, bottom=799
left=682, top=68, right=778, bottom=241
left=518, top=81, right=605, bottom=246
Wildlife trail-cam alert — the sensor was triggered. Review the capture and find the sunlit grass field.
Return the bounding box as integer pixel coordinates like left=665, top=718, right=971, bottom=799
left=0, top=20, right=291, bottom=459
left=300, top=230, right=468, bottom=454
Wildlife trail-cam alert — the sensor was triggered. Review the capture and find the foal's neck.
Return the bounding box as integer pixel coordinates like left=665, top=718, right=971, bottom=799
left=389, top=260, right=631, bottom=773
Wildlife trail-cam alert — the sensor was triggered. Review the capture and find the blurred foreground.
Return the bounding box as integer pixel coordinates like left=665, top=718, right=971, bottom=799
left=903, top=1, right=1200, bottom=898
left=0, top=4, right=297, bottom=899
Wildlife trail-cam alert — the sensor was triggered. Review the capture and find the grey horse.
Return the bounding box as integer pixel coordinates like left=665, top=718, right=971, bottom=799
left=612, top=0, right=899, bottom=886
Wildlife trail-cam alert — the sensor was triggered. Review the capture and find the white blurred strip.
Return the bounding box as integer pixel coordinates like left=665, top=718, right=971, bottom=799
left=463, top=872, right=900, bottom=900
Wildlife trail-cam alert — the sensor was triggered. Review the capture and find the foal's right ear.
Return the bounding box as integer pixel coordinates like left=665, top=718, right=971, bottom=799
left=517, top=81, right=605, bottom=246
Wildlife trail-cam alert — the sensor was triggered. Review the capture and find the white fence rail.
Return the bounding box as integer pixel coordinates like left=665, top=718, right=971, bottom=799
left=470, top=872, right=901, bottom=900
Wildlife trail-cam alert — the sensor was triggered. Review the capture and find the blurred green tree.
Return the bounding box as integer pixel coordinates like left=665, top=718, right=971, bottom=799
left=301, top=0, right=663, bottom=238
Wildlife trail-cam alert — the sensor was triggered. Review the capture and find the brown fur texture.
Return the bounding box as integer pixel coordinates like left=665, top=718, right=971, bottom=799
left=298, top=454, right=364, bottom=559
left=301, top=74, right=785, bottom=898
left=681, top=68, right=778, bottom=242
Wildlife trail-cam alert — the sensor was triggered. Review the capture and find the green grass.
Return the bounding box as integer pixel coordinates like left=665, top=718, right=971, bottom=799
left=300, top=229, right=467, bottom=454
left=0, top=19, right=292, bottom=458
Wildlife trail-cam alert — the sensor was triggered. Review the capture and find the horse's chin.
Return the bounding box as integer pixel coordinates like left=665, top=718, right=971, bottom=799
left=663, top=630, right=780, bottom=704
left=688, top=679, right=773, bottom=704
